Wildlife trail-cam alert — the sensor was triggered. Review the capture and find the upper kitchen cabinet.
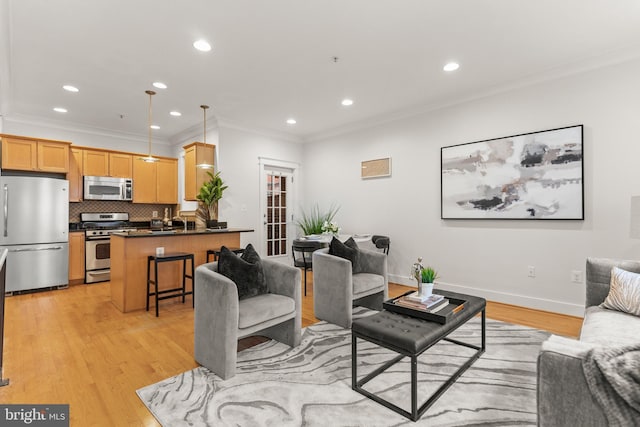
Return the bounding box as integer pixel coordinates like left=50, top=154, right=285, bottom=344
left=83, top=149, right=133, bottom=178
left=1, top=134, right=70, bottom=173
left=68, top=148, right=83, bottom=202
left=132, top=156, right=177, bottom=204
left=183, top=142, right=215, bottom=201
left=157, top=158, right=178, bottom=204
left=109, top=152, right=133, bottom=178
left=83, top=149, right=109, bottom=176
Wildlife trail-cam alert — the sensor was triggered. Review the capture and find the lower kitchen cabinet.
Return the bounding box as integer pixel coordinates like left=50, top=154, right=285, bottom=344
left=69, top=231, right=85, bottom=284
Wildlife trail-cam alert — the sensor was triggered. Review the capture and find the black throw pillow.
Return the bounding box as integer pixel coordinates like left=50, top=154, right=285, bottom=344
left=218, top=244, right=268, bottom=300
left=329, top=237, right=361, bottom=273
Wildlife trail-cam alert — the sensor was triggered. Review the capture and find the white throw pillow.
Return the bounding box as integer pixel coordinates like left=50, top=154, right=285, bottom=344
left=601, top=267, right=640, bottom=316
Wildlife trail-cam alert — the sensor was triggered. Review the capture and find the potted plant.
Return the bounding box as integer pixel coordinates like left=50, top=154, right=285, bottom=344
left=296, top=203, right=339, bottom=236
left=196, top=171, right=228, bottom=228
left=411, top=257, right=438, bottom=296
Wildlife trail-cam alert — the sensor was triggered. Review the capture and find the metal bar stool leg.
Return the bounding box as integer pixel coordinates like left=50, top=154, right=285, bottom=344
left=146, top=256, right=151, bottom=312
left=154, top=259, right=159, bottom=317
left=181, top=258, right=187, bottom=303
left=304, top=267, right=308, bottom=296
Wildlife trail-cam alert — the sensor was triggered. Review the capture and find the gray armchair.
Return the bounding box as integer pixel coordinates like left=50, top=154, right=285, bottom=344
left=313, top=247, right=388, bottom=328
left=194, top=258, right=301, bottom=380
left=537, top=258, right=640, bottom=426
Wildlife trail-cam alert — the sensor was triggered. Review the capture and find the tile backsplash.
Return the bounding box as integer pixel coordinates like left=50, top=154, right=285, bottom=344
left=69, top=200, right=178, bottom=222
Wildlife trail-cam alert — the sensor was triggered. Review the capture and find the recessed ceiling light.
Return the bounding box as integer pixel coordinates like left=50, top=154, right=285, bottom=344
left=341, top=98, right=354, bottom=106
left=53, top=107, right=67, bottom=113
left=62, top=85, right=79, bottom=93
left=150, top=125, right=160, bottom=130
left=193, top=39, right=212, bottom=52
left=169, top=111, right=182, bottom=117
left=286, top=118, right=297, bottom=125
left=153, top=82, right=167, bottom=89
left=443, top=62, right=460, bottom=72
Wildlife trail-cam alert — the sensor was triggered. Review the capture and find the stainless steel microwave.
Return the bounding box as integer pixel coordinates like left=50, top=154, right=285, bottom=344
left=83, top=176, right=133, bottom=201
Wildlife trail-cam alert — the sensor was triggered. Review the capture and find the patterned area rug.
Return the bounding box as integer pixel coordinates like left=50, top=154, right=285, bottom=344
left=137, top=310, right=549, bottom=426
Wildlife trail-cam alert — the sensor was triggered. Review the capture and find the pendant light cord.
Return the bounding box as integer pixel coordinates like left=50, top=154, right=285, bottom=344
left=146, top=90, right=156, bottom=158
left=201, top=105, right=209, bottom=144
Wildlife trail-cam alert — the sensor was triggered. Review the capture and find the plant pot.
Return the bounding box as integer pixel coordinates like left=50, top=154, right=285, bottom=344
left=206, top=219, right=218, bottom=229
left=418, top=282, right=434, bottom=297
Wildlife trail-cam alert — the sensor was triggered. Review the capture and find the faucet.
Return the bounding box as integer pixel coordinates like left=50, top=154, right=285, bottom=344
left=175, top=211, right=188, bottom=232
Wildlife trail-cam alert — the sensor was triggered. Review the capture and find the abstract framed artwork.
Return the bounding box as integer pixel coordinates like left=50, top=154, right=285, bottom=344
left=441, top=125, right=584, bottom=220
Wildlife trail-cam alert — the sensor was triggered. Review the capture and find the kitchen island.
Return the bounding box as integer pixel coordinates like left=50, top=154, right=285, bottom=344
left=110, top=228, right=253, bottom=313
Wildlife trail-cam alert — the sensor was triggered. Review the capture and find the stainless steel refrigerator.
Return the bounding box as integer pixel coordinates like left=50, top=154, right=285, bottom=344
left=0, top=176, right=69, bottom=293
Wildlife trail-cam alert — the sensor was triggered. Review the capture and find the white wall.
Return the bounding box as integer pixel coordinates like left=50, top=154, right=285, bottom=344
left=216, top=125, right=304, bottom=250
left=302, top=57, right=640, bottom=316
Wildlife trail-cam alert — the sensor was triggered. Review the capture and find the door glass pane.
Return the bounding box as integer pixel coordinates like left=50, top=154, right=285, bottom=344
left=265, top=171, right=289, bottom=257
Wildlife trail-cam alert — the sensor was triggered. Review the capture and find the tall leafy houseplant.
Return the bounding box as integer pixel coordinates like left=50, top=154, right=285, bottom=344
left=196, top=171, right=228, bottom=223
left=296, top=204, right=339, bottom=235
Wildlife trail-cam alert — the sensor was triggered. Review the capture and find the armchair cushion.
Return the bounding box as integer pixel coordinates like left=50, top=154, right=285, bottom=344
left=238, top=293, right=295, bottom=329
left=353, top=273, right=385, bottom=298
left=329, top=236, right=361, bottom=273
left=218, top=244, right=268, bottom=300
left=601, top=267, right=640, bottom=316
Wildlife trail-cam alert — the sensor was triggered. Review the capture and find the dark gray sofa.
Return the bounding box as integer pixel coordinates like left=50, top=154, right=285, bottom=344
left=537, top=258, right=640, bottom=426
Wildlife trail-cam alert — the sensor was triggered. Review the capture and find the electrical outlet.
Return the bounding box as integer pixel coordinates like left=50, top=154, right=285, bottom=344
left=152, top=211, right=158, bottom=218
left=528, top=266, right=536, bottom=278
left=571, top=270, right=583, bottom=283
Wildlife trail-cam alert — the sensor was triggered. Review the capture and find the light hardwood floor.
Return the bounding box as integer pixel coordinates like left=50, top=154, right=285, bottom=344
left=0, top=275, right=583, bottom=426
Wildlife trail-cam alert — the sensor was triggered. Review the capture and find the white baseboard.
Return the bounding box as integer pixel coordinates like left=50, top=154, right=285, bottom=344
left=388, top=274, right=584, bottom=317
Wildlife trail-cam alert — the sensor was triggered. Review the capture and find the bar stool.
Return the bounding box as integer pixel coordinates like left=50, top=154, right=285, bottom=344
left=146, top=252, right=195, bottom=317
left=206, top=247, right=245, bottom=262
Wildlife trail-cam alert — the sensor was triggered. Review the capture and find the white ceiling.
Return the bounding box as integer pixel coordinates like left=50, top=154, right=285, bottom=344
left=2, top=0, right=640, bottom=143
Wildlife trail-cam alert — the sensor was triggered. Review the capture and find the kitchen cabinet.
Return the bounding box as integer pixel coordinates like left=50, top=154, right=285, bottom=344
left=1, top=134, right=70, bottom=173
left=157, top=158, right=178, bottom=204
left=68, top=148, right=83, bottom=202
left=69, top=231, right=85, bottom=284
left=83, top=150, right=109, bottom=176
left=132, top=157, right=178, bottom=204
left=183, top=142, right=215, bottom=201
left=109, top=152, right=133, bottom=178
left=83, top=149, right=133, bottom=178
left=132, top=157, right=157, bottom=203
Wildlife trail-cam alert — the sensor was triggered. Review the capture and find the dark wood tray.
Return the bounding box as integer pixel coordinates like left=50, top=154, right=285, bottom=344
left=383, top=291, right=466, bottom=324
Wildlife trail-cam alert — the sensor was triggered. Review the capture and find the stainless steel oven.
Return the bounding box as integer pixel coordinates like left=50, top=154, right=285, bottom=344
left=85, top=232, right=112, bottom=283
left=81, top=213, right=134, bottom=284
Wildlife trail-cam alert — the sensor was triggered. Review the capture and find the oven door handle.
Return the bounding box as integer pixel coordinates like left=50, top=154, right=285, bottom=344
left=87, top=270, right=110, bottom=276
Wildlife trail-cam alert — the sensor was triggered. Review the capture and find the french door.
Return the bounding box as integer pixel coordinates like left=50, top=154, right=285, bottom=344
left=260, top=159, right=297, bottom=259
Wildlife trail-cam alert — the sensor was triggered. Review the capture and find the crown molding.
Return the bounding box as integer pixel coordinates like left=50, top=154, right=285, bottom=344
left=216, top=116, right=303, bottom=144
left=306, top=44, right=640, bottom=143
left=168, top=116, right=219, bottom=145
left=3, top=113, right=172, bottom=145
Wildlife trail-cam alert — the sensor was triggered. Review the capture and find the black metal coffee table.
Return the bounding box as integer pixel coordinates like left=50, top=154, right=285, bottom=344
left=351, top=290, right=486, bottom=421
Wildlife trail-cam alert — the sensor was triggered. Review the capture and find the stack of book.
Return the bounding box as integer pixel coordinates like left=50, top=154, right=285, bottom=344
left=394, top=292, right=449, bottom=313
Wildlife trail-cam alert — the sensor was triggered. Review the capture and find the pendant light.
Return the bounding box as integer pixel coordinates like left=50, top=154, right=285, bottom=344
left=196, top=104, right=214, bottom=169
left=139, top=90, right=158, bottom=163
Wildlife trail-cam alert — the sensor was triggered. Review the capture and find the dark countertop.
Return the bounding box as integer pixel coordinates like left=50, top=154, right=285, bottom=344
left=111, top=228, right=254, bottom=238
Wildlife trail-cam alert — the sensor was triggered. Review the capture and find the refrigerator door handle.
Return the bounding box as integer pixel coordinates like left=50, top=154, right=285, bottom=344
left=3, top=184, right=7, bottom=237
left=8, top=246, right=65, bottom=253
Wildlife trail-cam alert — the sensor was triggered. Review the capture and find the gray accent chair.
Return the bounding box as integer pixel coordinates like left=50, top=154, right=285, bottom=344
left=313, top=247, right=388, bottom=328
left=537, top=257, right=640, bottom=426
left=194, top=259, right=301, bottom=380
